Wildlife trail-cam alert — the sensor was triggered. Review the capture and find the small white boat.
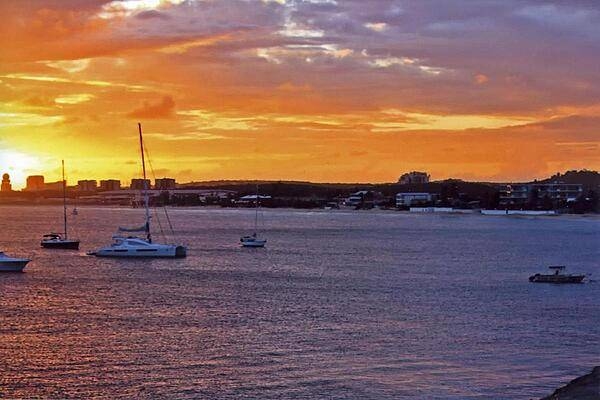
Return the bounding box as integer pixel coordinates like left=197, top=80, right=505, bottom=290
left=88, top=236, right=186, bottom=258
left=240, top=233, right=267, bottom=248
left=0, top=252, right=31, bottom=272
left=88, top=123, right=186, bottom=258
left=240, top=186, right=266, bottom=248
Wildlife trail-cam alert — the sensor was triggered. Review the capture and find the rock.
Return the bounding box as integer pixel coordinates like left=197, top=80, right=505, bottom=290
left=541, top=366, right=600, bottom=400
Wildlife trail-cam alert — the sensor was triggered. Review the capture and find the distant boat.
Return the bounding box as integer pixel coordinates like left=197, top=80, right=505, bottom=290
left=88, top=123, right=186, bottom=258
left=0, top=252, right=30, bottom=272
left=529, top=266, right=585, bottom=283
left=41, top=160, right=80, bottom=250
left=240, top=186, right=266, bottom=248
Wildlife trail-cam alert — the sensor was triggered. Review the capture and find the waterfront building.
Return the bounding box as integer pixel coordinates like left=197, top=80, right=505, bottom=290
left=1, top=173, right=12, bottom=192
left=396, top=192, right=434, bottom=207
left=25, top=175, right=44, bottom=191
left=99, top=179, right=121, bottom=191
left=130, top=178, right=151, bottom=190
left=155, top=178, right=176, bottom=190
left=399, top=171, right=430, bottom=185
left=499, top=183, right=583, bottom=207
left=77, top=180, right=97, bottom=192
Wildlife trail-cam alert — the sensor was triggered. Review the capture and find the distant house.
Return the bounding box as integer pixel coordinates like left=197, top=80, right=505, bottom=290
left=399, top=171, right=430, bottom=185
left=396, top=192, right=434, bottom=207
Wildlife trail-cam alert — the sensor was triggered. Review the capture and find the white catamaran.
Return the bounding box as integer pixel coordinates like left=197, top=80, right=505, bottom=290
left=88, top=123, right=187, bottom=258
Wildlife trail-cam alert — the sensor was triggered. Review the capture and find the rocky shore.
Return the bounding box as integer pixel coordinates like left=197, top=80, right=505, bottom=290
left=541, top=366, right=600, bottom=399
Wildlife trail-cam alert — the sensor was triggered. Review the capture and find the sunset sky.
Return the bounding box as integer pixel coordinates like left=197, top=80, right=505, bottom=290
left=1, top=0, right=599, bottom=188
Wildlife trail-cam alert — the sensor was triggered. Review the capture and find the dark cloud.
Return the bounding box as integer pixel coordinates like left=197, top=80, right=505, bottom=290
left=135, top=10, right=170, bottom=20
left=127, top=96, right=176, bottom=119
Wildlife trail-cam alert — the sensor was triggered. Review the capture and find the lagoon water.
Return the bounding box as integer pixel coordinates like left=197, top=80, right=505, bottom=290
left=0, top=206, right=598, bottom=399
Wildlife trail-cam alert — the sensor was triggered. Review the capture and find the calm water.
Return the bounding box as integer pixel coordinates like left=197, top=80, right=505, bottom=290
left=0, top=206, right=598, bottom=399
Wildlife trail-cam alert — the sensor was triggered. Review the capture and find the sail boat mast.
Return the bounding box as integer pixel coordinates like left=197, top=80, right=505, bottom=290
left=138, top=123, right=151, bottom=243
left=62, top=159, right=67, bottom=239
left=254, top=184, right=259, bottom=235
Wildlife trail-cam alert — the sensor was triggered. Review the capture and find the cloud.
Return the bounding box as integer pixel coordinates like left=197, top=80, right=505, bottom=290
left=127, top=96, right=176, bottom=119
left=55, top=93, right=95, bottom=104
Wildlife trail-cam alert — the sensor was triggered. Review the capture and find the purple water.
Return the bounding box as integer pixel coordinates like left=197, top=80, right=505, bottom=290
left=0, top=206, right=598, bottom=399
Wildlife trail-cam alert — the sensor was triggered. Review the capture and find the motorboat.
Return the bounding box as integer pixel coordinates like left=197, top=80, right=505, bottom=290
left=0, top=252, right=31, bottom=272
left=88, top=123, right=186, bottom=258
left=529, top=266, right=585, bottom=284
left=88, top=236, right=186, bottom=258
left=41, top=160, right=80, bottom=250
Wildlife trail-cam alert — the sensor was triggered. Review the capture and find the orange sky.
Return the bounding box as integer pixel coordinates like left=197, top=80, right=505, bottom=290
left=1, top=0, right=599, bottom=189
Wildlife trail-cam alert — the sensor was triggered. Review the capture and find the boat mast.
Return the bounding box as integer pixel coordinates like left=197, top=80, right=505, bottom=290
left=62, top=159, right=67, bottom=239
left=138, top=123, right=151, bottom=243
left=254, top=184, right=259, bottom=235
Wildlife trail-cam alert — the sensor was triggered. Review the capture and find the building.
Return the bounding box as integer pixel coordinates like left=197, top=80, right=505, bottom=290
left=25, top=175, right=44, bottom=191
left=1, top=173, right=12, bottom=192
left=130, top=179, right=151, bottom=190
left=99, top=179, right=121, bottom=191
left=396, top=192, right=434, bottom=207
left=77, top=180, right=97, bottom=192
left=399, top=171, right=430, bottom=185
left=499, top=183, right=583, bottom=207
left=44, top=181, right=64, bottom=191
left=155, top=178, right=176, bottom=190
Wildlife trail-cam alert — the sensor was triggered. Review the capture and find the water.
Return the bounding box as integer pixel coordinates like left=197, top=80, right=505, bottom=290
left=0, top=206, right=598, bottom=399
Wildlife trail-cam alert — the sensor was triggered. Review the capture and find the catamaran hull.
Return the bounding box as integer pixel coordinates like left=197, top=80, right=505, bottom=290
left=89, top=245, right=186, bottom=258
left=41, top=240, right=80, bottom=250
left=0, top=260, right=30, bottom=272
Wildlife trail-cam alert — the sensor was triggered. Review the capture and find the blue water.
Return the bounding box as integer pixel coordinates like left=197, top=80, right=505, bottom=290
left=0, top=206, right=598, bottom=399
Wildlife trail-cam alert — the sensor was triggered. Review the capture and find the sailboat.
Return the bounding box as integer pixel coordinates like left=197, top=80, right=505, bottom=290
left=88, top=123, right=186, bottom=258
left=240, top=186, right=267, bottom=248
left=41, top=160, right=80, bottom=250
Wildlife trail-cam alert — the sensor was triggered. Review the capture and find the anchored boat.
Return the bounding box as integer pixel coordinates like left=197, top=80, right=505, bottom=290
left=88, top=123, right=187, bottom=258
left=0, top=252, right=31, bottom=272
left=529, top=266, right=585, bottom=284
left=41, top=160, right=80, bottom=250
left=240, top=186, right=267, bottom=248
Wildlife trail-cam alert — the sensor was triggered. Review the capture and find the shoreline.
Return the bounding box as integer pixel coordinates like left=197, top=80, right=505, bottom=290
left=541, top=366, right=600, bottom=399
left=1, top=203, right=599, bottom=219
